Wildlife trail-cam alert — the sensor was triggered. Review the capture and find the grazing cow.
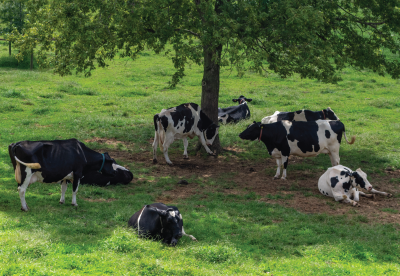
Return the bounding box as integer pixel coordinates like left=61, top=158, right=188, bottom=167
left=128, top=203, right=197, bottom=246
left=80, top=164, right=133, bottom=186
left=8, top=139, right=123, bottom=211
left=318, top=165, right=392, bottom=206
left=261, top=107, right=339, bottom=124
left=218, top=95, right=252, bottom=124
left=152, top=103, right=219, bottom=165
left=238, top=120, right=355, bottom=180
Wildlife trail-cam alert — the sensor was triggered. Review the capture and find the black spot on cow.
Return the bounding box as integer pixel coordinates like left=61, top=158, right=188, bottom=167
left=198, top=110, right=214, bottom=131
left=276, top=112, right=295, bottom=122
left=342, top=180, right=352, bottom=192
left=170, top=103, right=196, bottom=133
left=352, top=172, right=366, bottom=189
left=287, top=121, right=320, bottom=153
left=325, top=130, right=331, bottom=139
left=296, top=110, right=302, bottom=114
left=330, top=176, right=339, bottom=188
left=160, top=116, right=169, bottom=132
left=324, top=108, right=339, bottom=120
left=205, top=124, right=218, bottom=140
left=329, top=121, right=346, bottom=144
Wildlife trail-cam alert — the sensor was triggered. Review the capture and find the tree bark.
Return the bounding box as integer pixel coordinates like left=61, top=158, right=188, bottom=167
left=9, top=41, right=11, bottom=56
left=196, top=44, right=223, bottom=154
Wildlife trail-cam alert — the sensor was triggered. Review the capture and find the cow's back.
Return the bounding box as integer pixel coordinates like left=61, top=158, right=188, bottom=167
left=158, top=103, right=199, bottom=135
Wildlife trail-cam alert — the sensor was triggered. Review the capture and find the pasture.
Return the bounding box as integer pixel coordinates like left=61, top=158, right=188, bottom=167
left=0, top=40, right=400, bottom=275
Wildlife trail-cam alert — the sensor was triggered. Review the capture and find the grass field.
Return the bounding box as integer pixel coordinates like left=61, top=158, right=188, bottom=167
left=0, top=40, right=399, bottom=275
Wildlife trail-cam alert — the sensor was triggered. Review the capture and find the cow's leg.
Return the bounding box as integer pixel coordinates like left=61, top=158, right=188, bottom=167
left=274, top=159, right=281, bottom=180
left=198, top=132, right=214, bottom=155
left=281, top=156, right=289, bottom=180
left=352, top=188, right=361, bottom=202
left=369, top=188, right=392, bottom=197
left=18, top=168, right=34, bottom=211
left=337, top=194, right=358, bottom=206
left=152, top=131, right=159, bottom=163
left=182, top=226, right=197, bottom=241
left=163, top=134, right=175, bottom=165
left=183, top=138, right=189, bottom=159
left=71, top=178, right=80, bottom=207
left=330, top=151, right=340, bottom=166
left=59, top=180, right=68, bottom=204
left=358, top=191, right=375, bottom=199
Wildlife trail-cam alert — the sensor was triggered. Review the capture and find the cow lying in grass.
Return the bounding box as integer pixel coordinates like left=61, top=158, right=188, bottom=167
left=218, top=95, right=252, bottom=124
left=8, top=139, right=133, bottom=211
left=128, top=203, right=197, bottom=246
left=152, top=103, right=219, bottom=165
left=80, top=164, right=133, bottom=186
left=318, top=165, right=392, bottom=206
left=262, top=107, right=339, bottom=124
left=239, top=120, right=355, bottom=180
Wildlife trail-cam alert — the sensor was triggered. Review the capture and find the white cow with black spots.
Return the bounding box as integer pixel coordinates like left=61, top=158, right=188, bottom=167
left=318, top=165, right=392, bottom=206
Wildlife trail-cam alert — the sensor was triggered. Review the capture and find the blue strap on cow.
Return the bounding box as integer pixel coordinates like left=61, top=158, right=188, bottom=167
left=99, top=153, right=105, bottom=173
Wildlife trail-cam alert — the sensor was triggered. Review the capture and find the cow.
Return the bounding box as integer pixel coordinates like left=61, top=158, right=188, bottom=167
left=80, top=164, right=133, bottom=186
left=261, top=107, right=339, bottom=124
left=238, top=120, right=355, bottom=180
left=218, top=95, right=252, bottom=124
left=152, top=103, right=219, bottom=165
left=318, top=165, right=392, bottom=206
left=8, top=139, right=126, bottom=211
left=128, top=203, right=197, bottom=246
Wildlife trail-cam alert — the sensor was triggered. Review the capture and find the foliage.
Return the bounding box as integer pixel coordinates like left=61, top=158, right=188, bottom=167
left=9, top=0, right=400, bottom=85
left=0, top=0, right=25, bottom=36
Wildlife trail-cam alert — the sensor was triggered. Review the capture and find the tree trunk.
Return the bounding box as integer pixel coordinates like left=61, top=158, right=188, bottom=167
left=9, top=41, right=11, bottom=56
left=196, top=44, right=223, bottom=154
left=30, top=50, right=33, bottom=70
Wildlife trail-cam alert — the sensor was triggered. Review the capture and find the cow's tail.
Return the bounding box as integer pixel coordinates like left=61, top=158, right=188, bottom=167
left=343, top=125, right=356, bottom=144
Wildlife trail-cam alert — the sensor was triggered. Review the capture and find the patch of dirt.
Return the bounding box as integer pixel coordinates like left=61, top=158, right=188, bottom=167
left=85, top=137, right=134, bottom=147
left=102, top=148, right=400, bottom=224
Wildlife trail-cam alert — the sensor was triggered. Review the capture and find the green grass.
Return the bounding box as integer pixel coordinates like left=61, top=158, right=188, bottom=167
left=0, top=42, right=400, bottom=275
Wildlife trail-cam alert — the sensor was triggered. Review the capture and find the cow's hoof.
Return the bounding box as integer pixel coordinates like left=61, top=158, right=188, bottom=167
left=59, top=200, right=65, bottom=204
left=387, top=193, right=393, bottom=198
left=153, top=159, right=158, bottom=164
left=183, top=155, right=189, bottom=159
left=281, top=177, right=287, bottom=180
left=370, top=194, right=376, bottom=200
left=192, top=238, right=198, bottom=242
left=21, top=207, right=28, bottom=212
left=71, top=203, right=78, bottom=207
left=273, top=176, right=279, bottom=180
left=167, top=163, right=174, bottom=167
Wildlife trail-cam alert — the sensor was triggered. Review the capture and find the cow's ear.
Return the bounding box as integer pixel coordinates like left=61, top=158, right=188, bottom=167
left=253, top=121, right=256, bottom=124
left=247, top=98, right=252, bottom=102
left=232, top=99, right=238, bottom=102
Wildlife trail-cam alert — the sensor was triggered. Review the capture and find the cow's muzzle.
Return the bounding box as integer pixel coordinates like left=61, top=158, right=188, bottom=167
left=170, top=238, right=178, bottom=247
left=368, top=186, right=372, bottom=191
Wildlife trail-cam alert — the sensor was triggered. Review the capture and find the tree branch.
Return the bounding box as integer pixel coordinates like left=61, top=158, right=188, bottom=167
left=174, top=28, right=200, bottom=37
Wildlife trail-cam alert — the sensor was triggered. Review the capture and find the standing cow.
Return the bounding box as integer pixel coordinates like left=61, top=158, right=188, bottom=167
left=318, top=165, right=392, bottom=206
left=128, top=203, right=197, bottom=246
left=239, top=120, right=355, bottom=180
left=152, top=103, right=219, bottom=165
left=8, top=139, right=126, bottom=211
left=262, top=107, right=339, bottom=124
left=218, top=95, right=252, bottom=124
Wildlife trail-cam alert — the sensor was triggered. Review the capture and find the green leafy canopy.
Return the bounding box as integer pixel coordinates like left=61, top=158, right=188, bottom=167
left=9, top=0, right=400, bottom=85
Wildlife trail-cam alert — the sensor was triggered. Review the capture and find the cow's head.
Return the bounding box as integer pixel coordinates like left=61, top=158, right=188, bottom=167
left=324, top=107, right=339, bottom=120
left=204, top=123, right=219, bottom=146
left=148, top=206, right=183, bottom=246
left=233, top=95, right=252, bottom=105
left=239, top=121, right=261, bottom=141
left=352, top=169, right=372, bottom=191
left=81, top=162, right=133, bottom=186
left=84, top=152, right=119, bottom=177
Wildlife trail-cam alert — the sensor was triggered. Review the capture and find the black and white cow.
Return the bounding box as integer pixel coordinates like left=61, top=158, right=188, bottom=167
left=238, top=120, right=355, bottom=180
left=218, top=95, right=252, bottom=124
left=261, top=107, right=339, bottom=124
left=8, top=139, right=127, bottom=211
left=318, top=165, right=392, bottom=206
left=128, top=203, right=197, bottom=246
left=152, top=103, right=219, bottom=165
left=80, top=165, right=133, bottom=186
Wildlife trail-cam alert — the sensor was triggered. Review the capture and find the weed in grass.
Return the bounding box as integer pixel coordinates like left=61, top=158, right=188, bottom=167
left=32, top=107, right=51, bottom=115
left=2, top=89, right=25, bottom=98
left=321, top=89, right=335, bottom=94
left=0, top=103, right=23, bottom=112
left=40, top=92, right=64, bottom=99
left=355, top=215, right=369, bottom=223
left=381, top=208, right=399, bottom=214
